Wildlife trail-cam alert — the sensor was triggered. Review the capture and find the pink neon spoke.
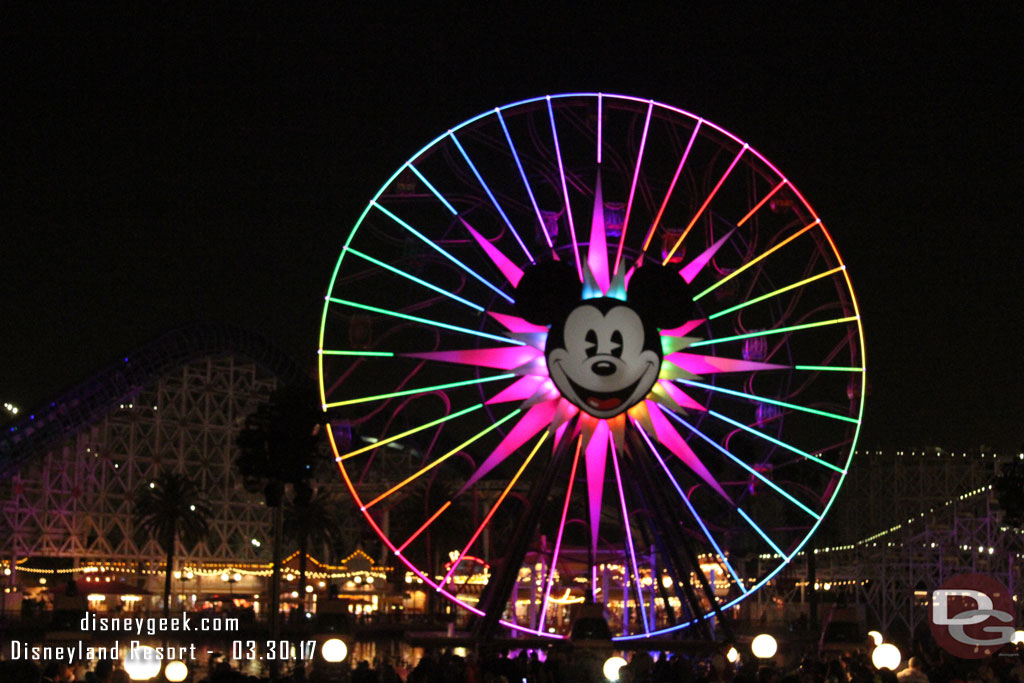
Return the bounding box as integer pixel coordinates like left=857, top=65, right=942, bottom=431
left=610, top=439, right=649, bottom=633
left=656, top=379, right=707, bottom=411
left=585, top=419, right=611, bottom=557
left=461, top=218, right=525, bottom=287
left=486, top=375, right=549, bottom=404
left=596, top=93, right=603, bottom=164
left=665, top=353, right=787, bottom=375
left=587, top=171, right=611, bottom=294
left=539, top=438, right=583, bottom=631
left=663, top=145, right=748, bottom=265
left=660, top=319, right=705, bottom=337
left=547, top=97, right=583, bottom=281
left=460, top=400, right=558, bottom=492
left=640, top=120, right=703, bottom=253
left=402, top=346, right=541, bottom=370
left=488, top=312, right=548, bottom=334
left=614, top=101, right=653, bottom=274
left=646, top=399, right=731, bottom=502
left=679, top=229, right=736, bottom=284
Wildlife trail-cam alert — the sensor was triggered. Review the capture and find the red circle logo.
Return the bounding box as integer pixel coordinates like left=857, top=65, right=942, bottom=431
left=929, top=573, right=1016, bottom=659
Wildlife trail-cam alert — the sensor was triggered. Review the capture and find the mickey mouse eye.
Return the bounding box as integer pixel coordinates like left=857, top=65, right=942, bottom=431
left=610, top=330, right=623, bottom=358
left=585, top=329, right=598, bottom=357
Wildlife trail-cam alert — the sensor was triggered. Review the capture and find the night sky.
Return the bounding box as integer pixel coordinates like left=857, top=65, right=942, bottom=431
left=2, top=5, right=1020, bottom=452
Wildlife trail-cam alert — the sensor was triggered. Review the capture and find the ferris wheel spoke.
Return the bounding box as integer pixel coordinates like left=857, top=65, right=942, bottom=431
left=708, top=409, right=847, bottom=474
left=662, top=144, right=748, bottom=265
left=371, top=202, right=515, bottom=304
left=360, top=408, right=524, bottom=511
left=448, top=131, right=535, bottom=264
left=396, top=501, right=453, bottom=554
left=640, top=121, right=703, bottom=255
left=614, top=100, right=653, bottom=274
left=610, top=440, right=650, bottom=634
left=496, top=108, right=553, bottom=252
left=634, top=423, right=747, bottom=592
left=442, top=431, right=549, bottom=586
left=538, top=437, right=583, bottom=632
left=736, top=179, right=788, bottom=227
left=406, top=163, right=458, bottom=214
left=688, top=316, right=860, bottom=349
left=736, top=507, right=790, bottom=559
left=664, top=408, right=822, bottom=521
left=707, top=266, right=846, bottom=321
left=692, top=219, right=820, bottom=302
left=326, top=297, right=524, bottom=346
left=677, top=378, right=860, bottom=424
left=586, top=171, right=612, bottom=294
left=323, top=372, right=515, bottom=409
left=546, top=97, right=583, bottom=281
left=460, top=400, right=559, bottom=493
left=460, top=218, right=525, bottom=288
left=337, top=403, right=485, bottom=462
left=678, top=227, right=735, bottom=284
left=664, top=352, right=787, bottom=376
left=401, top=346, right=542, bottom=371
left=342, top=245, right=487, bottom=312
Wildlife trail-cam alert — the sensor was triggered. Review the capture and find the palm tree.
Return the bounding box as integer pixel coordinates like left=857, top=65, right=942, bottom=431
left=284, top=490, right=348, bottom=605
left=135, top=470, right=212, bottom=618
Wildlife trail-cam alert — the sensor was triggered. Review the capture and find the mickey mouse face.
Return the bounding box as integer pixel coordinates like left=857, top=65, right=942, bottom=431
left=547, top=300, right=660, bottom=418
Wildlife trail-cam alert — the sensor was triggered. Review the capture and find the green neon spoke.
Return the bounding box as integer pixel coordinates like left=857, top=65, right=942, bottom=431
left=339, top=403, right=485, bottom=461
left=708, top=410, right=846, bottom=474
left=344, top=246, right=485, bottom=312
left=707, top=267, right=845, bottom=320
left=320, top=350, right=394, bottom=357
left=795, top=365, right=864, bottom=372
left=324, top=374, right=516, bottom=409
left=679, top=378, right=860, bottom=424
left=688, top=316, right=859, bottom=348
left=327, top=297, right=524, bottom=346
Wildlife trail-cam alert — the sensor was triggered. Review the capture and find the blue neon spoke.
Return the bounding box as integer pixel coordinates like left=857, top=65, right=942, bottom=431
left=327, top=297, right=524, bottom=346
left=371, top=202, right=514, bottom=304
left=678, top=379, right=860, bottom=424
left=448, top=132, right=534, bottom=264
left=663, top=408, right=821, bottom=520
left=496, top=108, right=551, bottom=251
left=407, top=164, right=458, bottom=215
left=737, top=508, right=788, bottom=558
left=344, top=246, right=485, bottom=312
left=634, top=422, right=747, bottom=591
left=709, top=410, right=846, bottom=474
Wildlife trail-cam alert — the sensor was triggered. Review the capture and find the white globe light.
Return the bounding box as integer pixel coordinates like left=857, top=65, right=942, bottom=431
left=868, top=630, right=884, bottom=646
left=726, top=646, right=740, bottom=663
left=1013, top=630, right=1024, bottom=644
left=321, top=638, right=348, bottom=663
left=164, top=661, right=189, bottom=682
left=751, top=633, right=778, bottom=659
left=872, top=643, right=902, bottom=670
left=603, top=656, right=628, bottom=681
left=124, top=646, right=161, bottom=680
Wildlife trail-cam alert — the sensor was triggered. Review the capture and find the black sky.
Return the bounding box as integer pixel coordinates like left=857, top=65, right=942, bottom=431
left=2, top=5, right=1021, bottom=451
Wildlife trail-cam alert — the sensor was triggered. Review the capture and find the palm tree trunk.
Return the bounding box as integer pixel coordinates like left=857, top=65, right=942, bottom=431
left=163, top=535, right=174, bottom=619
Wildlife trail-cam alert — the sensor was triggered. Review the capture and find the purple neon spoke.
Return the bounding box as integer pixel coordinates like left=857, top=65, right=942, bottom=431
left=495, top=108, right=553, bottom=251
left=585, top=420, right=610, bottom=558
left=486, top=375, right=552, bottom=405
left=539, top=437, right=583, bottom=631
left=656, top=379, right=707, bottom=412
left=614, top=100, right=653, bottom=274
left=610, top=439, right=650, bottom=633
left=402, top=346, right=541, bottom=370
left=678, top=228, right=735, bottom=284
left=488, top=311, right=548, bottom=334
left=597, top=93, right=603, bottom=164
left=448, top=131, right=534, bottom=264
left=587, top=171, right=611, bottom=294
left=546, top=97, right=583, bottom=281
left=660, top=319, right=705, bottom=338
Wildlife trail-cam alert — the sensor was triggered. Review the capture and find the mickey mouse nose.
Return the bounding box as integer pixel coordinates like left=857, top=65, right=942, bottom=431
left=591, top=360, right=616, bottom=376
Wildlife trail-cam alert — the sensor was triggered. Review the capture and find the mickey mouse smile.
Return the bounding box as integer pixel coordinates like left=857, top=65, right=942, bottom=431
left=560, top=367, right=653, bottom=413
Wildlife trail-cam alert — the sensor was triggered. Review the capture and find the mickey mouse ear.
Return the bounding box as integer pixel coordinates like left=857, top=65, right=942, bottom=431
left=514, top=260, right=582, bottom=325
left=627, top=264, right=693, bottom=329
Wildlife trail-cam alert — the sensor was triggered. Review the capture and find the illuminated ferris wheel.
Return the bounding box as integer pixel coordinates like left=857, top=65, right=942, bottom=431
left=317, top=94, right=865, bottom=640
